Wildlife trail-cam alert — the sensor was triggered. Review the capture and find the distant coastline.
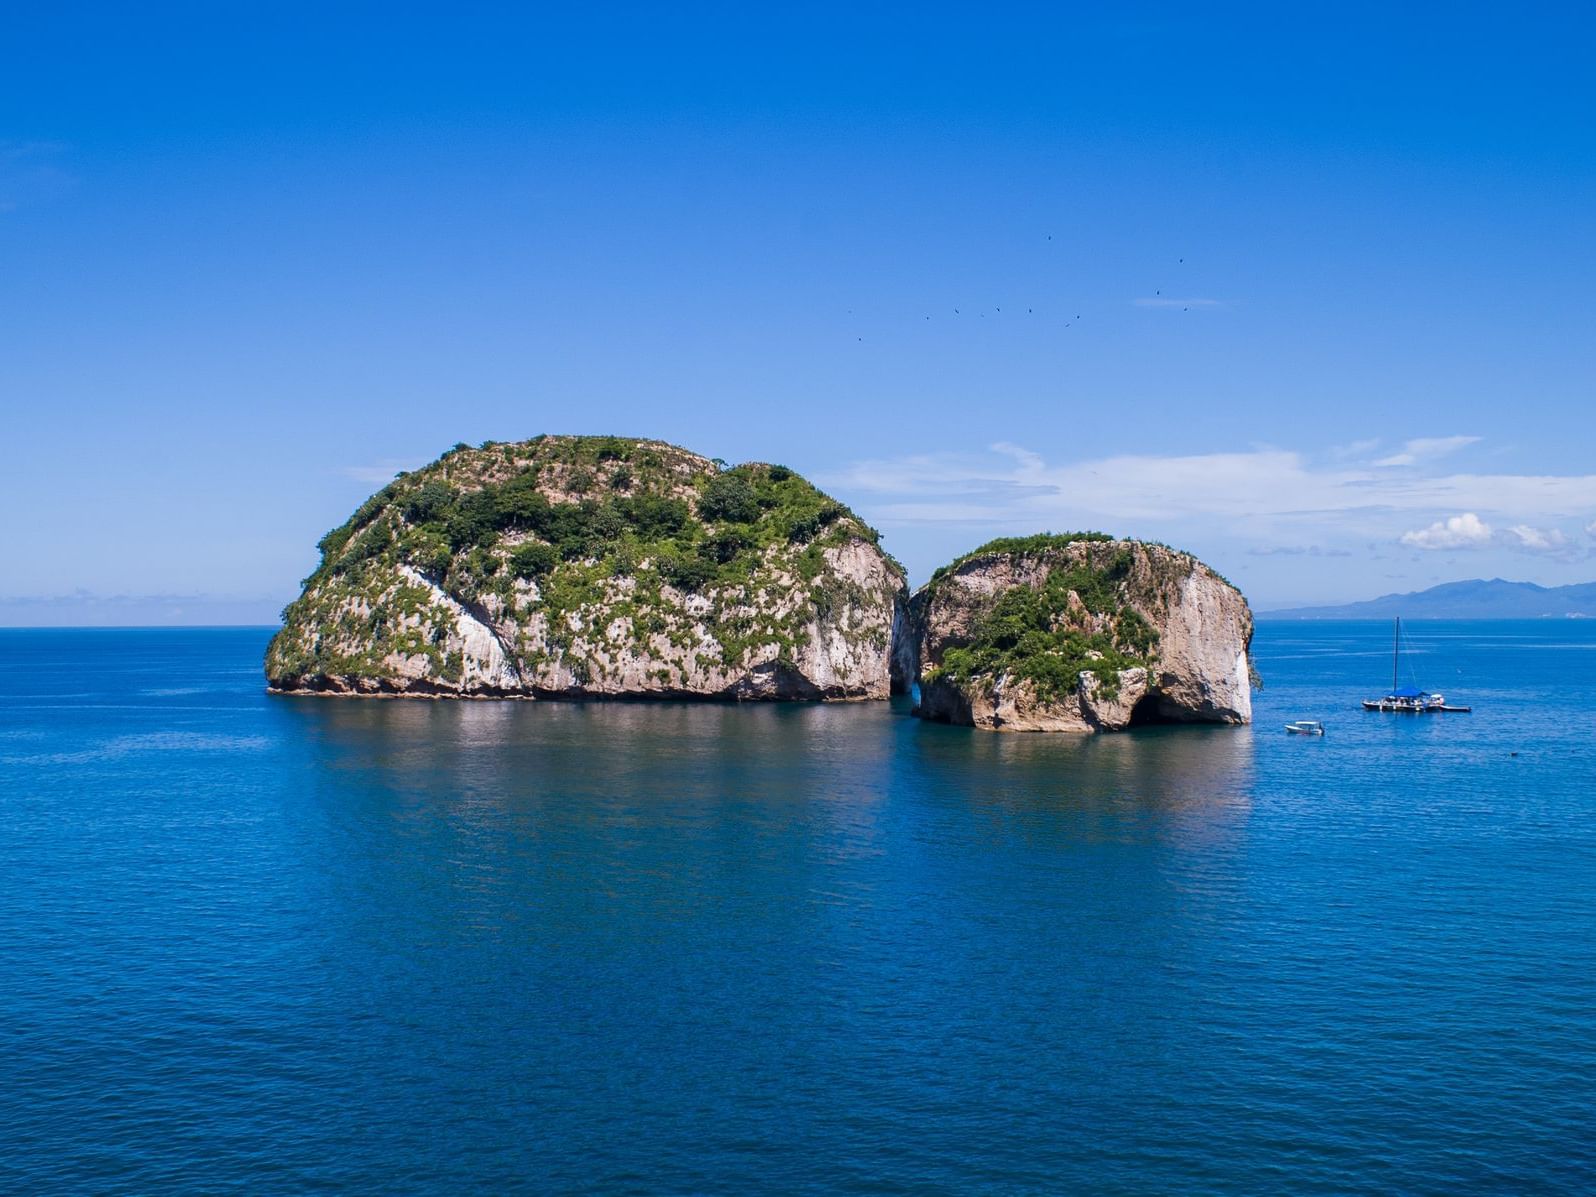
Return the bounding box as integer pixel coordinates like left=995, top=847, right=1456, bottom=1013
left=1265, top=577, right=1596, bottom=620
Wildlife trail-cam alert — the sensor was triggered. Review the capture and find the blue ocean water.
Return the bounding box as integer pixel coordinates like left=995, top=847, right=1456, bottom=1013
left=1, top=621, right=1593, bottom=1194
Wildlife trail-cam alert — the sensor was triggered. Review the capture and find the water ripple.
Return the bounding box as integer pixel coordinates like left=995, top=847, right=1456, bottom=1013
left=0, top=624, right=1592, bottom=1193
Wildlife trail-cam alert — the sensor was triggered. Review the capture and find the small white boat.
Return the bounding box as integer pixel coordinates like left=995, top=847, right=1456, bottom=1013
left=1285, top=720, right=1325, bottom=736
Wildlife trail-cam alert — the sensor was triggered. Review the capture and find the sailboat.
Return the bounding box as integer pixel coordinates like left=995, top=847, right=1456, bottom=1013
left=1362, top=617, right=1471, bottom=713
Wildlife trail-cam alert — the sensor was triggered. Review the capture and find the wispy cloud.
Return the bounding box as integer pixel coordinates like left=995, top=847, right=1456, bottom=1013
left=1329, top=438, right=1383, bottom=460
left=829, top=443, right=1596, bottom=523
left=1247, top=545, right=1354, bottom=557
left=1374, top=435, right=1480, bottom=468
left=1132, top=297, right=1225, bottom=310
left=0, top=588, right=284, bottom=627
left=824, top=439, right=1596, bottom=557
left=1505, top=524, right=1569, bottom=553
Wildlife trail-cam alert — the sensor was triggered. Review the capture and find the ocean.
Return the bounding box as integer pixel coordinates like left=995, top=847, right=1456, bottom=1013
left=1, top=621, right=1593, bottom=1193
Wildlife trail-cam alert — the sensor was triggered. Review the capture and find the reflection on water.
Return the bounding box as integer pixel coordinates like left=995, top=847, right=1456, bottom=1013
left=289, top=691, right=1256, bottom=806
left=275, top=692, right=1258, bottom=881
left=912, top=716, right=1255, bottom=816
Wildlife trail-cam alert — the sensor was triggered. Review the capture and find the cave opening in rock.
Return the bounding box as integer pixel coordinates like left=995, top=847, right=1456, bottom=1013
left=1128, top=693, right=1181, bottom=727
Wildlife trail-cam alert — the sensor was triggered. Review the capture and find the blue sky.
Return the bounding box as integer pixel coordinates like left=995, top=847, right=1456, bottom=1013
left=3, top=3, right=1594, bottom=623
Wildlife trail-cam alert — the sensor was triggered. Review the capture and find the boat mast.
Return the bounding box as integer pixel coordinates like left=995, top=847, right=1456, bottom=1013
left=1392, top=617, right=1400, bottom=692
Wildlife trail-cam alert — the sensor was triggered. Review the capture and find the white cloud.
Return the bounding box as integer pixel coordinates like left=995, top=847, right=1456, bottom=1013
left=1400, top=513, right=1494, bottom=550
left=1505, top=524, right=1569, bottom=553
left=1132, top=297, right=1225, bottom=309
left=1393, top=518, right=1581, bottom=557
left=1373, top=435, right=1480, bottom=468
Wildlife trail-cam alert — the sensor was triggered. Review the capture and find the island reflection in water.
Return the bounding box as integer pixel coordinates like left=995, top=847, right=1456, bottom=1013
left=278, top=692, right=1255, bottom=849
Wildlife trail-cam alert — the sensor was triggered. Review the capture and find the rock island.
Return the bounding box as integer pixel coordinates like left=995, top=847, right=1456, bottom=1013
left=899, top=533, right=1253, bottom=731
left=266, top=436, right=907, bottom=699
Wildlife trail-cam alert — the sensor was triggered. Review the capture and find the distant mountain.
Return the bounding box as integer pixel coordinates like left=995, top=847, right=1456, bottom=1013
left=1265, top=578, right=1596, bottom=620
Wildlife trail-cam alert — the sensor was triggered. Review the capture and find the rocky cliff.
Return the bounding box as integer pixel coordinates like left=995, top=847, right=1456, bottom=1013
left=902, top=534, right=1253, bottom=732
left=266, top=436, right=907, bottom=700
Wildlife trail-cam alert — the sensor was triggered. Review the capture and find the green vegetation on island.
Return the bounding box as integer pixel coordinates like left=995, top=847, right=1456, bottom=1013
left=920, top=534, right=1176, bottom=701
left=927, top=531, right=1117, bottom=584
left=266, top=435, right=902, bottom=694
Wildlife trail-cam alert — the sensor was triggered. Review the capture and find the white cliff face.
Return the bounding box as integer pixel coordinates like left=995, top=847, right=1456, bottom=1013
left=1140, top=570, right=1254, bottom=724
left=400, top=566, right=523, bottom=690
left=266, top=437, right=906, bottom=701
left=905, top=539, right=1253, bottom=733
left=273, top=541, right=901, bottom=700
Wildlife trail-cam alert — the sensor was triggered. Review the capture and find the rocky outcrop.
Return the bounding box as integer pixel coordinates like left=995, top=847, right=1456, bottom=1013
left=266, top=436, right=907, bottom=700
left=902, top=535, right=1253, bottom=732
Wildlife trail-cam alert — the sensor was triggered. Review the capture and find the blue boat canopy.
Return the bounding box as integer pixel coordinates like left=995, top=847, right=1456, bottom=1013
left=1389, top=686, right=1426, bottom=698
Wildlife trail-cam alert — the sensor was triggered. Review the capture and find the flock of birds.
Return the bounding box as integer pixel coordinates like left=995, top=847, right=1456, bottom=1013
left=849, top=246, right=1194, bottom=341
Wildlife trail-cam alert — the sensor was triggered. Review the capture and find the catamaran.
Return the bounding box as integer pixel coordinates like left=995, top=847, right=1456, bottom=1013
left=1362, top=617, right=1471, bottom=713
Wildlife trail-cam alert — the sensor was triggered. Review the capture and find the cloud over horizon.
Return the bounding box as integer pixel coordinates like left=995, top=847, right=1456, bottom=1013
left=1374, top=435, right=1481, bottom=468
left=0, top=588, right=284, bottom=627
left=1401, top=513, right=1494, bottom=549
left=825, top=437, right=1596, bottom=562
left=1398, top=513, right=1580, bottom=556
left=1506, top=524, right=1569, bottom=553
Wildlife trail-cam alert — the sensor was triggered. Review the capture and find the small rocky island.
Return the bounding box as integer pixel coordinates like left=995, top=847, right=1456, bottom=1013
left=267, top=436, right=907, bottom=699
left=898, top=534, right=1254, bottom=732
left=269, top=437, right=1255, bottom=731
